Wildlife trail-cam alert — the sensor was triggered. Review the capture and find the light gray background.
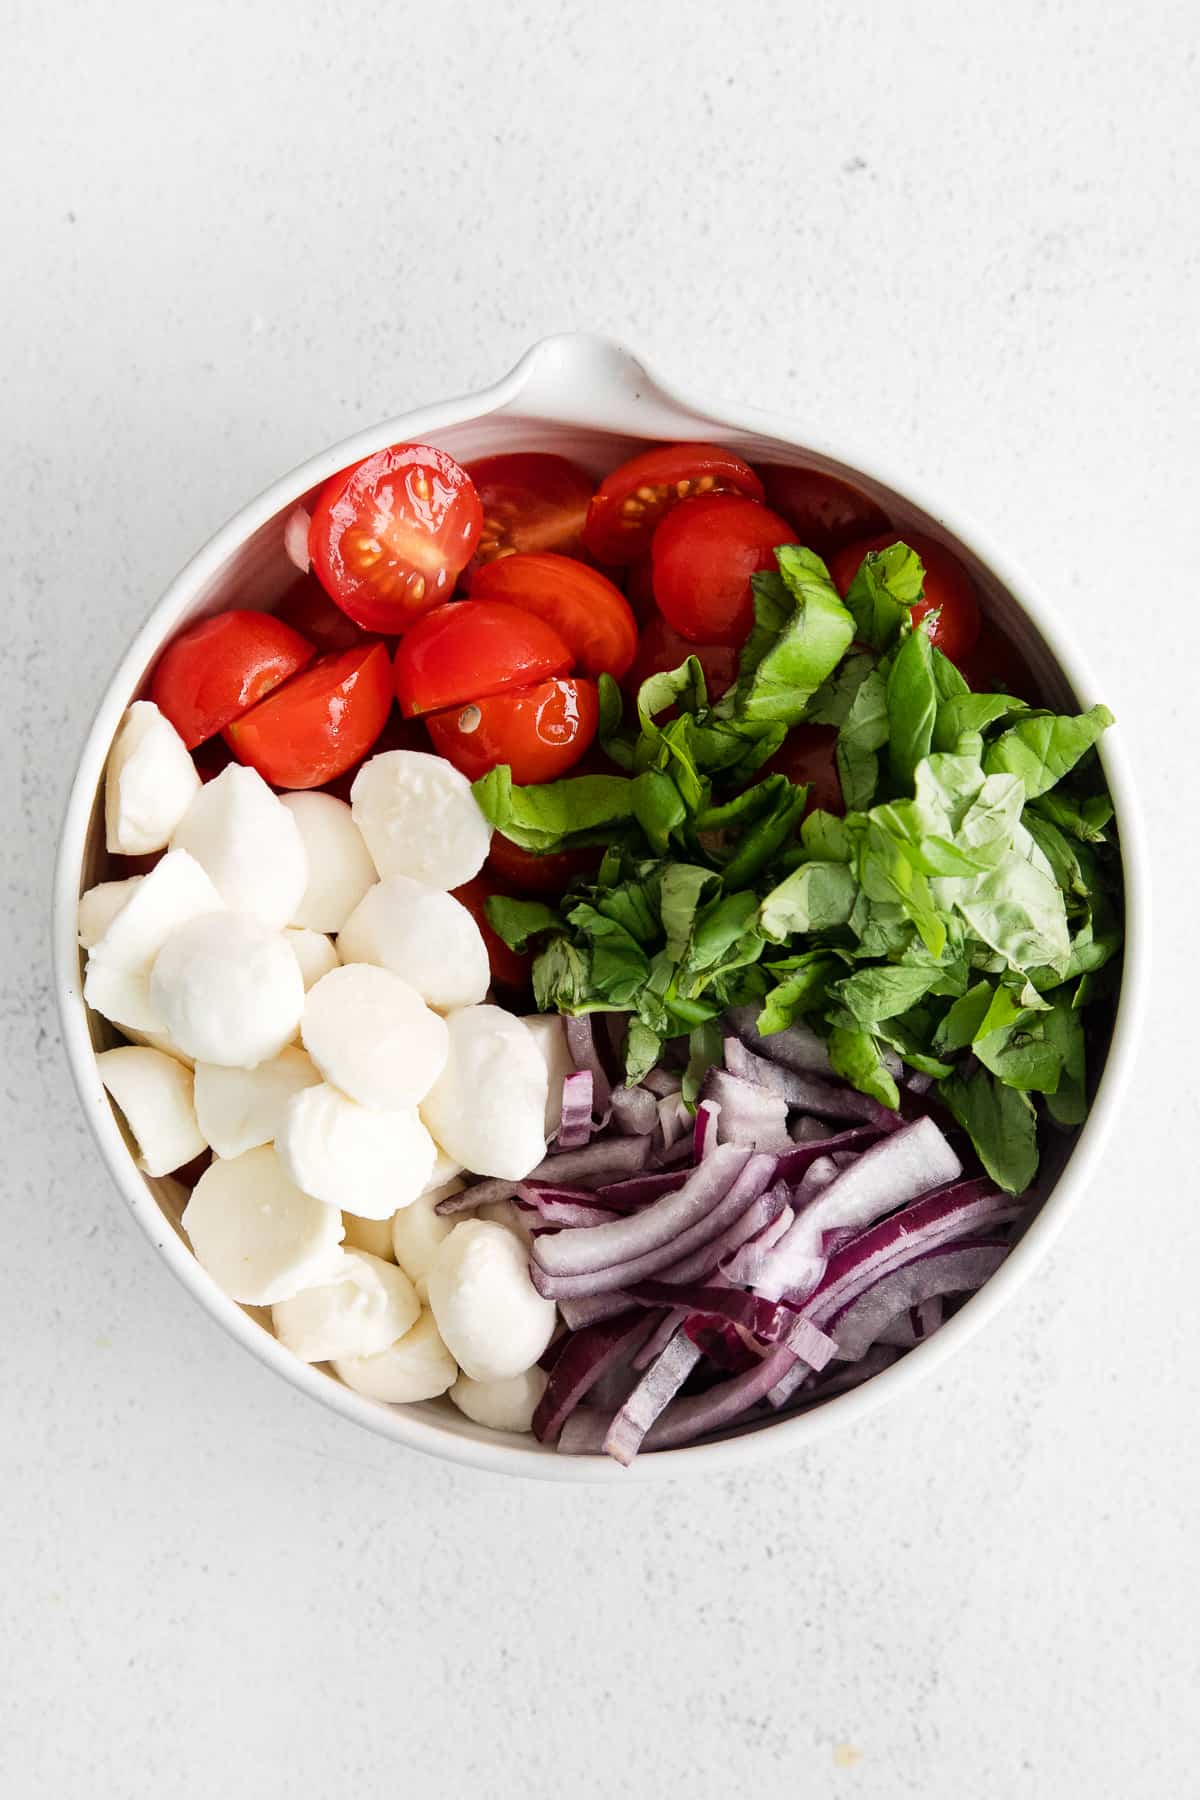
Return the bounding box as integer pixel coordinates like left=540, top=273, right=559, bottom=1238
left=3, top=2, right=1195, bottom=1795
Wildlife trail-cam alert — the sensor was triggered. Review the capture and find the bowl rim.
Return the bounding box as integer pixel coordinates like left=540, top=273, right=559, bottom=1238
left=53, top=332, right=1150, bottom=1483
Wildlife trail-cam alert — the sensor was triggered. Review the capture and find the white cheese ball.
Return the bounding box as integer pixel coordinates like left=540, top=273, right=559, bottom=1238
left=333, top=1308, right=458, bottom=1404
left=105, top=701, right=201, bottom=855
left=301, top=963, right=448, bottom=1110
left=77, top=876, right=145, bottom=949
left=150, top=912, right=305, bottom=1068
left=426, top=1219, right=556, bottom=1382
left=336, top=876, right=490, bottom=1012
left=193, top=1045, right=321, bottom=1160
left=350, top=749, right=491, bottom=890
left=450, top=1365, right=548, bottom=1434
left=271, top=1250, right=419, bottom=1364
left=83, top=849, right=225, bottom=1034
left=277, top=1082, right=437, bottom=1218
left=172, top=763, right=308, bottom=928
left=420, top=1005, right=549, bottom=1181
left=285, top=927, right=339, bottom=990
left=181, top=1144, right=344, bottom=1305
left=390, top=1183, right=463, bottom=1298
left=280, top=791, right=377, bottom=932
left=521, top=1012, right=573, bottom=1137
left=342, top=1212, right=397, bottom=1261
left=96, top=1045, right=208, bottom=1176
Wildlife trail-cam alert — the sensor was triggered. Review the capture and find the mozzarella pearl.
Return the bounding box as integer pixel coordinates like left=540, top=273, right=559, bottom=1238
left=350, top=749, right=491, bottom=890
left=77, top=876, right=145, bottom=949
left=96, top=1045, right=208, bottom=1176
left=301, top=963, right=448, bottom=1110
left=285, top=927, right=339, bottom=990
left=337, top=875, right=489, bottom=1012
left=276, top=1082, right=436, bottom=1218
left=172, top=763, right=308, bottom=928
left=105, top=701, right=201, bottom=855
left=450, top=1365, right=548, bottom=1433
left=193, top=1045, right=321, bottom=1160
left=420, top=1005, right=548, bottom=1181
left=150, top=912, right=304, bottom=1067
left=332, top=1308, right=458, bottom=1404
left=426, top=1219, right=556, bottom=1382
left=181, top=1144, right=344, bottom=1306
left=279, top=791, right=376, bottom=932
left=271, top=1250, right=419, bottom=1363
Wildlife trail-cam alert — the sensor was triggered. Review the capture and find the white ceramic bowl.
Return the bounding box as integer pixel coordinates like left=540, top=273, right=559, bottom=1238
left=54, top=333, right=1148, bottom=1482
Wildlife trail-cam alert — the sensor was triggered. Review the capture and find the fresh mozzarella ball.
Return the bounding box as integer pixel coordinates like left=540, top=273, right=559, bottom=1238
left=96, top=1045, right=208, bottom=1176
left=521, top=1013, right=573, bottom=1137
left=172, top=764, right=308, bottom=928
left=150, top=912, right=304, bottom=1067
left=193, top=1045, right=321, bottom=1159
left=78, top=876, right=144, bottom=949
left=271, top=1250, right=420, bottom=1363
left=350, top=750, right=491, bottom=890
left=336, top=876, right=489, bottom=1012
left=391, top=1184, right=463, bottom=1298
left=84, top=849, right=225, bottom=1033
left=342, top=1212, right=396, bottom=1261
left=301, top=963, right=448, bottom=1110
left=450, top=1365, right=548, bottom=1433
left=119, top=1025, right=195, bottom=1069
left=333, top=1308, right=458, bottom=1404
left=478, top=1197, right=534, bottom=1248
left=426, top=1219, right=556, bottom=1382
left=105, top=702, right=201, bottom=855
left=277, top=1082, right=436, bottom=1218
left=285, top=927, right=339, bottom=990
left=421, top=1006, right=549, bottom=1180
left=279, top=792, right=376, bottom=932
left=181, top=1144, right=344, bottom=1305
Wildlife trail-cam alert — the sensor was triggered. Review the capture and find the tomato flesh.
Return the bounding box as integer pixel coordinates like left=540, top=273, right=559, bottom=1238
left=756, top=465, right=889, bottom=556
left=150, top=610, right=314, bottom=749
left=762, top=724, right=844, bottom=816
left=828, top=531, right=982, bottom=665
left=582, top=443, right=764, bottom=563
left=451, top=874, right=531, bottom=992
left=485, top=833, right=603, bottom=896
left=393, top=600, right=573, bottom=718
left=463, top=453, right=594, bottom=581
left=225, top=641, right=393, bottom=789
left=651, top=495, right=798, bottom=648
left=274, top=579, right=371, bottom=655
left=469, top=553, right=637, bottom=680
left=426, top=676, right=598, bottom=785
left=309, top=444, right=482, bottom=633
left=622, top=612, right=739, bottom=707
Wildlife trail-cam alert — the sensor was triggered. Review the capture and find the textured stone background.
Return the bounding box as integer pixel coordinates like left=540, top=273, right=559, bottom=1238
left=2, top=2, right=1195, bottom=1794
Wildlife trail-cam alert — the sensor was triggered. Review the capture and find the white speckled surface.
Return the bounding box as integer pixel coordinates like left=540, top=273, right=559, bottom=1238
left=2, top=2, right=1196, bottom=1793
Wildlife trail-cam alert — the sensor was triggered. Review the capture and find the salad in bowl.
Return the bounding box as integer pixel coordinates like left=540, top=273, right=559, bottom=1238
left=58, top=338, right=1135, bottom=1475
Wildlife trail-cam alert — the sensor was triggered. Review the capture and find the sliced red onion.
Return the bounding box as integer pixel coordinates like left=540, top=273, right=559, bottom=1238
left=639, top=1342, right=799, bottom=1453
left=435, top=1178, right=516, bottom=1215
left=906, top=1071, right=934, bottom=1095
left=768, top=1342, right=900, bottom=1409
left=628, top=1281, right=834, bottom=1370
left=724, top=1036, right=896, bottom=1129
left=828, top=1241, right=1007, bottom=1360
left=913, top=1296, right=943, bottom=1338
left=609, top=1084, right=659, bottom=1136
left=701, top=1069, right=792, bottom=1151
left=564, top=1014, right=613, bottom=1125
left=656, top=1093, right=690, bottom=1151
left=283, top=505, right=311, bottom=572
left=791, top=1115, right=830, bottom=1143
left=532, top=1310, right=657, bottom=1442
left=773, top=1125, right=882, bottom=1185
left=693, top=1099, right=721, bottom=1161
left=531, top=1136, right=652, bottom=1188
left=532, top=1143, right=750, bottom=1277
left=554, top=1070, right=594, bottom=1150
left=555, top=1408, right=609, bottom=1455
left=785, top=1314, right=838, bottom=1370
left=793, top=1154, right=841, bottom=1201
left=662, top=1183, right=792, bottom=1286
left=516, top=1187, right=618, bottom=1228
left=603, top=1330, right=703, bottom=1465
left=631, top=1305, right=686, bottom=1370
left=594, top=1169, right=690, bottom=1210
left=642, top=1067, right=683, bottom=1099
left=558, top=1291, right=635, bottom=1330
left=724, top=1006, right=833, bottom=1075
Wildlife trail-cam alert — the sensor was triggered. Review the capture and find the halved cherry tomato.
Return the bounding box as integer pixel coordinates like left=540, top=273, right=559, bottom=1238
left=469, top=553, right=637, bottom=680
left=581, top=444, right=764, bottom=564
left=275, top=579, right=370, bottom=655
left=763, top=724, right=844, bottom=816
left=622, top=612, right=739, bottom=706
left=451, top=874, right=531, bottom=992
left=651, top=495, right=798, bottom=648
left=393, top=601, right=573, bottom=718
left=426, top=676, right=598, bottom=785
left=957, top=619, right=1040, bottom=703
left=462, top=453, right=594, bottom=582
left=486, top=833, right=603, bottom=896
left=321, top=709, right=431, bottom=804
left=828, top=531, right=982, bottom=665
left=224, top=641, right=393, bottom=789
left=756, top=465, right=889, bottom=556
left=151, top=611, right=314, bottom=749
left=309, top=444, right=483, bottom=633
left=623, top=556, right=657, bottom=622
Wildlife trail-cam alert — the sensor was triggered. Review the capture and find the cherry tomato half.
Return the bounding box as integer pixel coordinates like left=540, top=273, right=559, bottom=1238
left=622, top=556, right=657, bottom=623
left=581, top=443, right=764, bottom=564
left=828, top=531, right=982, bottom=666
left=462, top=453, right=594, bottom=581
left=485, top=833, right=603, bottom=897
left=756, top=465, right=889, bottom=556
left=651, top=494, right=799, bottom=648
left=762, top=724, right=844, bottom=816
left=622, top=612, right=739, bottom=707
left=452, top=874, right=532, bottom=992
left=393, top=601, right=573, bottom=718
left=957, top=620, right=1041, bottom=703
left=309, top=444, right=483, bottom=633
left=469, top=552, right=637, bottom=680
left=151, top=611, right=314, bottom=749
left=426, top=676, right=599, bottom=785
left=224, top=641, right=393, bottom=789
left=274, top=579, right=370, bottom=655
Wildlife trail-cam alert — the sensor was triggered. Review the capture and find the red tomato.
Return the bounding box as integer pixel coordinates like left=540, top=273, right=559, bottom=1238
left=393, top=601, right=573, bottom=718
left=763, top=724, right=844, bottom=815
left=828, top=531, right=982, bottom=665
left=469, top=553, right=637, bottom=680
left=463, top=453, right=594, bottom=580
left=308, top=444, right=483, bottom=633
left=426, top=676, right=598, bottom=785
left=451, top=875, right=531, bottom=992
left=151, top=611, right=314, bottom=749
left=485, top=833, right=602, bottom=896
left=274, top=579, right=370, bottom=654
left=581, top=444, right=764, bottom=564
left=651, top=495, right=798, bottom=648
left=756, top=465, right=889, bottom=555
left=224, top=641, right=393, bottom=789
left=321, top=709, right=431, bottom=803
left=957, top=620, right=1041, bottom=702
left=622, top=612, right=739, bottom=706
left=622, top=556, right=657, bottom=622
